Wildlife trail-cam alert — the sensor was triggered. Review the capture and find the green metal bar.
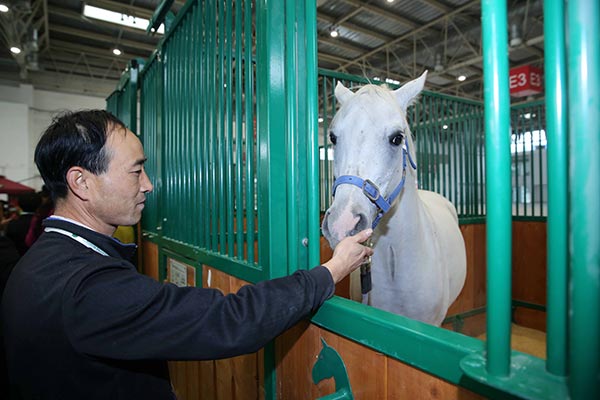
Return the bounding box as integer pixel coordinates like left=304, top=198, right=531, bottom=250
left=452, top=101, right=459, bottom=212
left=218, top=0, right=226, bottom=253
left=209, top=0, right=218, bottom=251
left=201, top=0, right=209, bottom=248
left=225, top=0, right=234, bottom=257
left=305, top=0, right=319, bottom=267
left=285, top=0, right=298, bottom=275
left=567, top=0, right=600, bottom=398
left=256, top=1, right=288, bottom=397
left=234, top=0, right=243, bottom=260
left=529, top=107, right=535, bottom=217
left=481, top=0, right=512, bottom=377
left=195, top=3, right=202, bottom=247
left=322, top=77, right=330, bottom=211
left=244, top=0, right=255, bottom=264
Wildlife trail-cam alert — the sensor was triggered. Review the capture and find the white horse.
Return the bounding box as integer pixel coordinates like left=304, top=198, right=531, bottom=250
left=321, top=71, right=466, bottom=326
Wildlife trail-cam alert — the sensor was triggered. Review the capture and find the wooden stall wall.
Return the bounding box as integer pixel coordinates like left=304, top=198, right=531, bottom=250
left=276, top=323, right=484, bottom=400
left=138, top=220, right=545, bottom=398
left=511, top=221, right=547, bottom=331
left=141, top=240, right=159, bottom=281
left=166, top=264, right=265, bottom=400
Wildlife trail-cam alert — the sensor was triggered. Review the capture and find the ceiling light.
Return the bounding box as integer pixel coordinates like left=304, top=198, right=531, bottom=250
left=0, top=4, right=9, bottom=13
left=318, top=117, right=324, bottom=123
left=112, top=48, right=122, bottom=56
left=83, top=4, right=164, bottom=34
left=386, top=0, right=395, bottom=3
left=330, top=27, right=339, bottom=38
left=457, top=74, right=467, bottom=82
left=10, top=46, right=21, bottom=54
left=443, top=124, right=449, bottom=130
left=509, top=22, right=522, bottom=47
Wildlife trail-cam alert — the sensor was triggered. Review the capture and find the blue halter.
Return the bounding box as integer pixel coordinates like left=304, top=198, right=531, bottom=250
left=331, top=141, right=417, bottom=229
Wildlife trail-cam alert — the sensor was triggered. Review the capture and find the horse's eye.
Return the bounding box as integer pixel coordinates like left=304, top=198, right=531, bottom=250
left=329, top=132, right=337, bottom=145
left=389, top=132, right=404, bottom=146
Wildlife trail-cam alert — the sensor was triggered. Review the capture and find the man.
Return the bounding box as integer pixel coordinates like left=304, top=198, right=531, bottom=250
left=2, top=110, right=372, bottom=399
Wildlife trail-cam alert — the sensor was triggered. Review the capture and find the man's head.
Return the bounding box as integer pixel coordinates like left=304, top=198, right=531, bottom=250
left=35, top=110, right=153, bottom=235
left=35, top=110, right=125, bottom=201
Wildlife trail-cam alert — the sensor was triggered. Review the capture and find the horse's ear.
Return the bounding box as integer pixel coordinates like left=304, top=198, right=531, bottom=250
left=335, top=81, right=354, bottom=105
left=394, top=70, right=428, bottom=111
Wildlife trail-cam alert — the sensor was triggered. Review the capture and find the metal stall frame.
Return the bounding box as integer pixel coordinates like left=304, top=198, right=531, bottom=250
left=108, top=0, right=598, bottom=398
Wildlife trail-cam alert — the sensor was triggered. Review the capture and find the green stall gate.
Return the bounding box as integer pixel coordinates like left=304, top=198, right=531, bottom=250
left=107, top=0, right=598, bottom=399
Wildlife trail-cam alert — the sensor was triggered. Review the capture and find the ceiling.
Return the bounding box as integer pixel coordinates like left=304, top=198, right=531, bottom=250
left=0, top=0, right=544, bottom=100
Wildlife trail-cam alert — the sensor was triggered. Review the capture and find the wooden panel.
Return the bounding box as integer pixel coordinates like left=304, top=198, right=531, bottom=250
left=277, top=323, right=484, bottom=399
left=512, top=221, right=547, bottom=331
left=387, top=356, right=484, bottom=399
left=447, top=224, right=487, bottom=316
left=141, top=240, right=159, bottom=281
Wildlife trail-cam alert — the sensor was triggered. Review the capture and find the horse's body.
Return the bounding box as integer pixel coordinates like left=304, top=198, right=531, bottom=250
left=321, top=72, right=466, bottom=326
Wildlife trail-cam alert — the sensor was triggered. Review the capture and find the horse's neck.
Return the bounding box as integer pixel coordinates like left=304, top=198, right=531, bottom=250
left=329, top=352, right=351, bottom=391
left=383, top=173, right=428, bottom=244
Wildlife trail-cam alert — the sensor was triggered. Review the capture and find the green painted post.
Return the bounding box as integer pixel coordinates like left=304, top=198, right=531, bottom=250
left=567, top=0, right=600, bottom=398
left=544, top=0, right=568, bottom=374
left=256, top=1, right=288, bottom=398
left=306, top=0, right=320, bottom=267
left=285, top=0, right=299, bottom=275
left=481, top=0, right=512, bottom=377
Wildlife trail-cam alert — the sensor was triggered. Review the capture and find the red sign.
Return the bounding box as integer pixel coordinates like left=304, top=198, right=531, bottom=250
left=509, top=65, right=543, bottom=97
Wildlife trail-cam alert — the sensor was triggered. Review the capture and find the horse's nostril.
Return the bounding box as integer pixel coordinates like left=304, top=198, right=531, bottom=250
left=350, top=213, right=369, bottom=236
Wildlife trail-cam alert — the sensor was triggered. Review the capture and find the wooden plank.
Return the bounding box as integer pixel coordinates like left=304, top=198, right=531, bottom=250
left=141, top=240, right=159, bottom=281
left=387, top=356, right=485, bottom=399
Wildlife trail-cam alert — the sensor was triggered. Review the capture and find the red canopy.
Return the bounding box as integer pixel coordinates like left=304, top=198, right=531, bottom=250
left=0, top=176, right=36, bottom=195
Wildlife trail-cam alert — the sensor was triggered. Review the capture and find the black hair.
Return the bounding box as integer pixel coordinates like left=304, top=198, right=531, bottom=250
left=34, top=110, right=126, bottom=201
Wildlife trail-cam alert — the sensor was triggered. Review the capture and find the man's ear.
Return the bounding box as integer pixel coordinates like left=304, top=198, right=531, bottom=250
left=66, top=167, right=91, bottom=200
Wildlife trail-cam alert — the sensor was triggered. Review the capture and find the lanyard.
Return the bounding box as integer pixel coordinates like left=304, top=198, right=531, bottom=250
left=44, top=227, right=109, bottom=257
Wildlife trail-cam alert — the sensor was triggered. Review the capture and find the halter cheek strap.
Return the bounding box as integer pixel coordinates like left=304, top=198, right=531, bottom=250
left=331, top=141, right=418, bottom=229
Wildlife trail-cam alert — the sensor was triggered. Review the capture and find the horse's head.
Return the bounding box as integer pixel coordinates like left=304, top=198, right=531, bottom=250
left=322, top=71, right=427, bottom=248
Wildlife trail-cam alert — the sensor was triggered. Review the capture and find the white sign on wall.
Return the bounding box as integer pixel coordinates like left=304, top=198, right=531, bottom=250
left=168, top=259, right=193, bottom=287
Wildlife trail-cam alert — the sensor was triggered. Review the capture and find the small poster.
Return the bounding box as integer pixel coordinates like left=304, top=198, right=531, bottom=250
left=169, top=259, right=189, bottom=287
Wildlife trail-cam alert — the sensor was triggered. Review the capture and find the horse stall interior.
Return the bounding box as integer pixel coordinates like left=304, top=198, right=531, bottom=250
left=105, top=1, right=598, bottom=399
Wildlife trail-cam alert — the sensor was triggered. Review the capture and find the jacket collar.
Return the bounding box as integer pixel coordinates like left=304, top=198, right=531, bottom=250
left=42, top=217, right=137, bottom=260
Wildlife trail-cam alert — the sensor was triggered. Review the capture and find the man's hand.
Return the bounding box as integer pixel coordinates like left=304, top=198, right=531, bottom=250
left=322, top=229, right=374, bottom=283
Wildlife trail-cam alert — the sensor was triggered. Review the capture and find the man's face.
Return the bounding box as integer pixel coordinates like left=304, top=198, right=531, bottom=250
left=88, top=126, right=153, bottom=232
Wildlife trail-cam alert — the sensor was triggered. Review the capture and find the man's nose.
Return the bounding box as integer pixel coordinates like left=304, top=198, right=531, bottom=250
left=141, top=170, right=153, bottom=193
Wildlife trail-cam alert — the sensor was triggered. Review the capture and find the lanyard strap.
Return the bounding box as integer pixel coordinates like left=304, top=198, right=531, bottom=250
left=44, top=227, right=109, bottom=257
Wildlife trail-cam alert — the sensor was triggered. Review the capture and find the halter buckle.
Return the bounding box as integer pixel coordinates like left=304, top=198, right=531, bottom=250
left=362, top=179, right=380, bottom=201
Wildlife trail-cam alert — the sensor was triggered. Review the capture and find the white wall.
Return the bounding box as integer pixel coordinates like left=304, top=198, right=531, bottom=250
left=0, top=83, right=106, bottom=191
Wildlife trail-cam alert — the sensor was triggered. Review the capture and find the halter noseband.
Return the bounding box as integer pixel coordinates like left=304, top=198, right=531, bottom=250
left=331, top=141, right=417, bottom=229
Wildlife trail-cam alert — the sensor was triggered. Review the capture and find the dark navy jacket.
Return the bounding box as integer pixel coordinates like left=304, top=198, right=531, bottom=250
left=2, top=217, right=334, bottom=399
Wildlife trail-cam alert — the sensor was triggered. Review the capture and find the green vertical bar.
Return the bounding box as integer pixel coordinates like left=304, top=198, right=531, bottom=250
left=285, top=0, right=298, bottom=274
left=567, top=0, right=600, bottom=398
left=257, top=1, right=287, bottom=397
left=201, top=0, right=209, bottom=248
left=529, top=107, right=535, bottom=217
left=322, top=77, right=330, bottom=211
left=306, top=0, right=319, bottom=267
left=481, top=0, right=512, bottom=377
left=225, top=0, right=234, bottom=257
left=209, top=0, right=218, bottom=251
left=245, top=0, right=255, bottom=264
left=235, top=0, right=243, bottom=260
left=218, top=0, right=226, bottom=253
